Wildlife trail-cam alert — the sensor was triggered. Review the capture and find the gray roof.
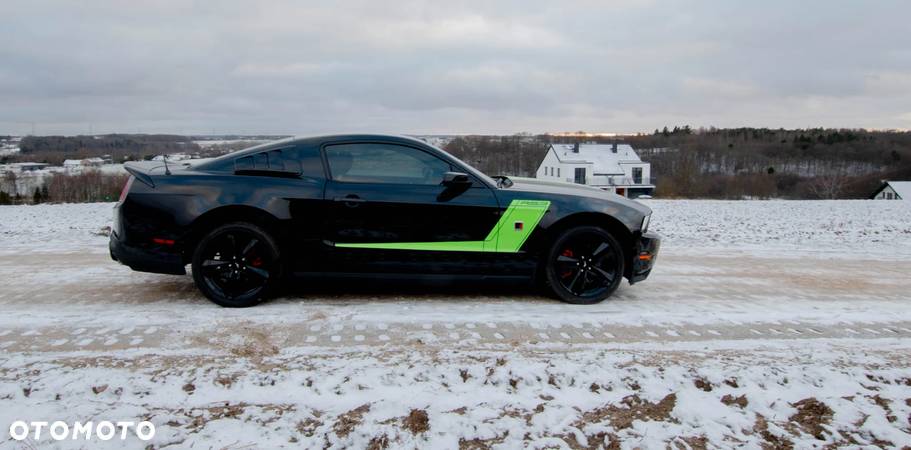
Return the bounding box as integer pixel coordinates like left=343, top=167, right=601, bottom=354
left=883, top=181, right=911, bottom=199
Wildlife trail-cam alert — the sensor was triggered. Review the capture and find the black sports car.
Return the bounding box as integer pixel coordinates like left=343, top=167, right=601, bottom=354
left=110, top=134, right=659, bottom=307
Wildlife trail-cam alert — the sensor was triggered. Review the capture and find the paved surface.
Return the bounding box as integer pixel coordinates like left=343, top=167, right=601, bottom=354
left=1, top=249, right=910, bottom=353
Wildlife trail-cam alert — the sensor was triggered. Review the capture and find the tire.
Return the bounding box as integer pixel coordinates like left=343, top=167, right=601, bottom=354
left=191, top=222, right=281, bottom=307
left=543, top=226, right=625, bottom=305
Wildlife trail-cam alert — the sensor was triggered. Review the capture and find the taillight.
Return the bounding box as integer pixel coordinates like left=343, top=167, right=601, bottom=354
left=119, top=176, right=135, bottom=203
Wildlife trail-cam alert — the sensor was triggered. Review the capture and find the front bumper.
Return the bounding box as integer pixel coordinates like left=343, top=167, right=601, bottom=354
left=110, top=231, right=186, bottom=275
left=629, top=231, right=660, bottom=284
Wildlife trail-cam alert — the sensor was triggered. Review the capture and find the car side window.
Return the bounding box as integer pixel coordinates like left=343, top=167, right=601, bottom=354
left=325, top=143, right=451, bottom=185
left=294, top=145, right=325, bottom=178
left=232, top=146, right=328, bottom=178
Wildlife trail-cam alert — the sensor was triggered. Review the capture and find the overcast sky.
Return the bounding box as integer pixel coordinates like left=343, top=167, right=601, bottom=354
left=1, top=0, right=909, bottom=135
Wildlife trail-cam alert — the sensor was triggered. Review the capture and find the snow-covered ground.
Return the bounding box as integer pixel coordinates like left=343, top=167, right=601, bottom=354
left=644, top=199, right=911, bottom=259
left=0, top=200, right=910, bottom=448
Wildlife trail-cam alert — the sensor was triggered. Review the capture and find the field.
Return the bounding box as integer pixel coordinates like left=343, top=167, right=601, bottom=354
left=1, top=200, right=910, bottom=448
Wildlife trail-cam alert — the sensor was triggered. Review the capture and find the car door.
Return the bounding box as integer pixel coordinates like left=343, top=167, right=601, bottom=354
left=321, top=141, right=501, bottom=274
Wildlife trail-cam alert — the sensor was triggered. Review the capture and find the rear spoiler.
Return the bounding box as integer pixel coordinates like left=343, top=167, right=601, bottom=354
left=123, top=162, right=162, bottom=188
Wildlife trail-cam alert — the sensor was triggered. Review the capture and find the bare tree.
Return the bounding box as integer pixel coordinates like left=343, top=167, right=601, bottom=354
left=807, top=174, right=849, bottom=199
left=1, top=171, right=18, bottom=197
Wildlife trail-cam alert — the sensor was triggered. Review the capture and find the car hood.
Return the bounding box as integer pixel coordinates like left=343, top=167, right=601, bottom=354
left=504, top=177, right=652, bottom=215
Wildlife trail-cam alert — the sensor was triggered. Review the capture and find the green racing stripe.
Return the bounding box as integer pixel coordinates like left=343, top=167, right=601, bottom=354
left=335, top=199, right=550, bottom=253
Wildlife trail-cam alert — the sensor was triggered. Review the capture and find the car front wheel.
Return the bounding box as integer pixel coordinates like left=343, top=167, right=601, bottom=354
left=191, top=222, right=280, bottom=307
left=544, top=226, right=625, bottom=304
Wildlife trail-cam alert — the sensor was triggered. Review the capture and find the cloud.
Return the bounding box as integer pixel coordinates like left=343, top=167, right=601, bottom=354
left=0, top=0, right=909, bottom=135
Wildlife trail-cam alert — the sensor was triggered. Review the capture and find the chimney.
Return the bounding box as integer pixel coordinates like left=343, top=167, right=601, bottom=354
left=612, top=141, right=618, bottom=153
left=573, top=142, right=580, bottom=153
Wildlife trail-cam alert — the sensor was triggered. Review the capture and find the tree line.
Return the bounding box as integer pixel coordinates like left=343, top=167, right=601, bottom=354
left=7, top=134, right=202, bottom=166
left=0, top=171, right=130, bottom=205
left=3, top=128, right=910, bottom=203
left=627, top=127, right=911, bottom=198
left=442, top=128, right=911, bottom=199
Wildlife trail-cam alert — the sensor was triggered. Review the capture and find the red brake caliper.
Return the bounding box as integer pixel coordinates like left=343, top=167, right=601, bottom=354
left=560, top=249, right=574, bottom=278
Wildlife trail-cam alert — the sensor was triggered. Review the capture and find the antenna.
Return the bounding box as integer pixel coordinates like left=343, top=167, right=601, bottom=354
left=163, top=154, right=171, bottom=175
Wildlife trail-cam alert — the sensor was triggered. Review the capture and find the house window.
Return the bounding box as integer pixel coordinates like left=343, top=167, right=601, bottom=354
left=557, top=168, right=560, bottom=178
left=574, top=168, right=586, bottom=184
left=886, top=192, right=893, bottom=199
left=632, top=167, right=643, bottom=184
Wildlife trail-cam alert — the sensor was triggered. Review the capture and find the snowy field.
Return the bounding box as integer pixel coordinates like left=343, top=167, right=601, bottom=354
left=0, top=200, right=910, bottom=448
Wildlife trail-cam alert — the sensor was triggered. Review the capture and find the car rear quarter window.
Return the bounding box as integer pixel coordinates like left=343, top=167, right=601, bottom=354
left=233, top=146, right=323, bottom=178
left=325, top=143, right=450, bottom=185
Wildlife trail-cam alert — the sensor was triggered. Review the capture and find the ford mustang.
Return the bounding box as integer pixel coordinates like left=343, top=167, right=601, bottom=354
left=110, top=134, right=659, bottom=307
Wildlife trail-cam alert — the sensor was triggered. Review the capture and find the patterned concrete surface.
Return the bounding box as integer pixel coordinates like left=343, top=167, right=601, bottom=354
left=1, top=250, right=909, bottom=353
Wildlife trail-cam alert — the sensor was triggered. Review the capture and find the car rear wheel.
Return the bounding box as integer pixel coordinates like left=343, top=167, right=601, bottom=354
left=544, top=226, right=625, bottom=304
left=191, top=222, right=280, bottom=307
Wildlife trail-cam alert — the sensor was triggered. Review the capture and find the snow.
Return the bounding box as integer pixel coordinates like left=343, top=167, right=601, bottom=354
left=0, top=202, right=114, bottom=255
left=550, top=143, right=643, bottom=172
left=1, top=341, right=908, bottom=448
left=1, top=200, right=910, bottom=448
left=644, top=199, right=911, bottom=259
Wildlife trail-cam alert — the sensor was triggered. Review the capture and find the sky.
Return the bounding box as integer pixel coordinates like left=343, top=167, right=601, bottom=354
left=1, top=0, right=909, bottom=136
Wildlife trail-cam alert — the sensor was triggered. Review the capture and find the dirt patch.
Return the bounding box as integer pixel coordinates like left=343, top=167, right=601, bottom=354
left=215, top=373, right=238, bottom=388
left=575, top=393, right=677, bottom=430
left=562, top=431, right=620, bottom=450
left=403, top=409, right=430, bottom=434
left=459, top=434, right=507, bottom=450
left=721, top=394, right=748, bottom=408
left=694, top=378, right=713, bottom=392
left=334, top=404, right=370, bottom=438
left=869, top=395, right=896, bottom=422
left=296, top=415, right=322, bottom=437
left=754, top=414, right=794, bottom=450
left=675, top=436, right=708, bottom=450
left=367, top=434, right=389, bottom=450
left=788, top=398, right=833, bottom=440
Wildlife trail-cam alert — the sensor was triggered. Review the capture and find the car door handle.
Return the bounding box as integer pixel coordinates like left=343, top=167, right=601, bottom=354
left=333, top=195, right=367, bottom=207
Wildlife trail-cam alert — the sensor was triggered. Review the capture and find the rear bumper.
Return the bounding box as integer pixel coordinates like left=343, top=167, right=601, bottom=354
left=110, top=231, right=186, bottom=275
left=629, top=231, right=660, bottom=284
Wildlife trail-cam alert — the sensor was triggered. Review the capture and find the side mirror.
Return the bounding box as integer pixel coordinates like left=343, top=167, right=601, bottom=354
left=441, top=171, right=471, bottom=186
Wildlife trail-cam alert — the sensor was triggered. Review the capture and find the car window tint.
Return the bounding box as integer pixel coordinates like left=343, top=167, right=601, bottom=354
left=235, top=155, right=255, bottom=171
left=293, top=146, right=323, bottom=178
left=266, top=150, right=285, bottom=171
left=235, top=146, right=317, bottom=176
left=325, top=143, right=450, bottom=185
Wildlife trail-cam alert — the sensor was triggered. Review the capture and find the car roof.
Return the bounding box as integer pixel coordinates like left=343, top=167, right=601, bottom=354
left=191, top=134, right=496, bottom=187
left=195, top=134, right=433, bottom=168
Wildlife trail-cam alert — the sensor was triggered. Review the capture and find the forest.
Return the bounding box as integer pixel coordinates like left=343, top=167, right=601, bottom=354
left=443, top=128, right=911, bottom=199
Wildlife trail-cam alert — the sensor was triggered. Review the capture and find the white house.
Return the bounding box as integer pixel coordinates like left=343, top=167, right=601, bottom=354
left=63, top=157, right=104, bottom=172
left=870, top=181, right=911, bottom=200
left=535, top=142, right=654, bottom=198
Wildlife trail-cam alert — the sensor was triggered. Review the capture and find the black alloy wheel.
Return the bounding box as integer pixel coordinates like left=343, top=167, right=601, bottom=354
left=191, top=222, right=280, bottom=307
left=544, top=226, right=625, bottom=304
